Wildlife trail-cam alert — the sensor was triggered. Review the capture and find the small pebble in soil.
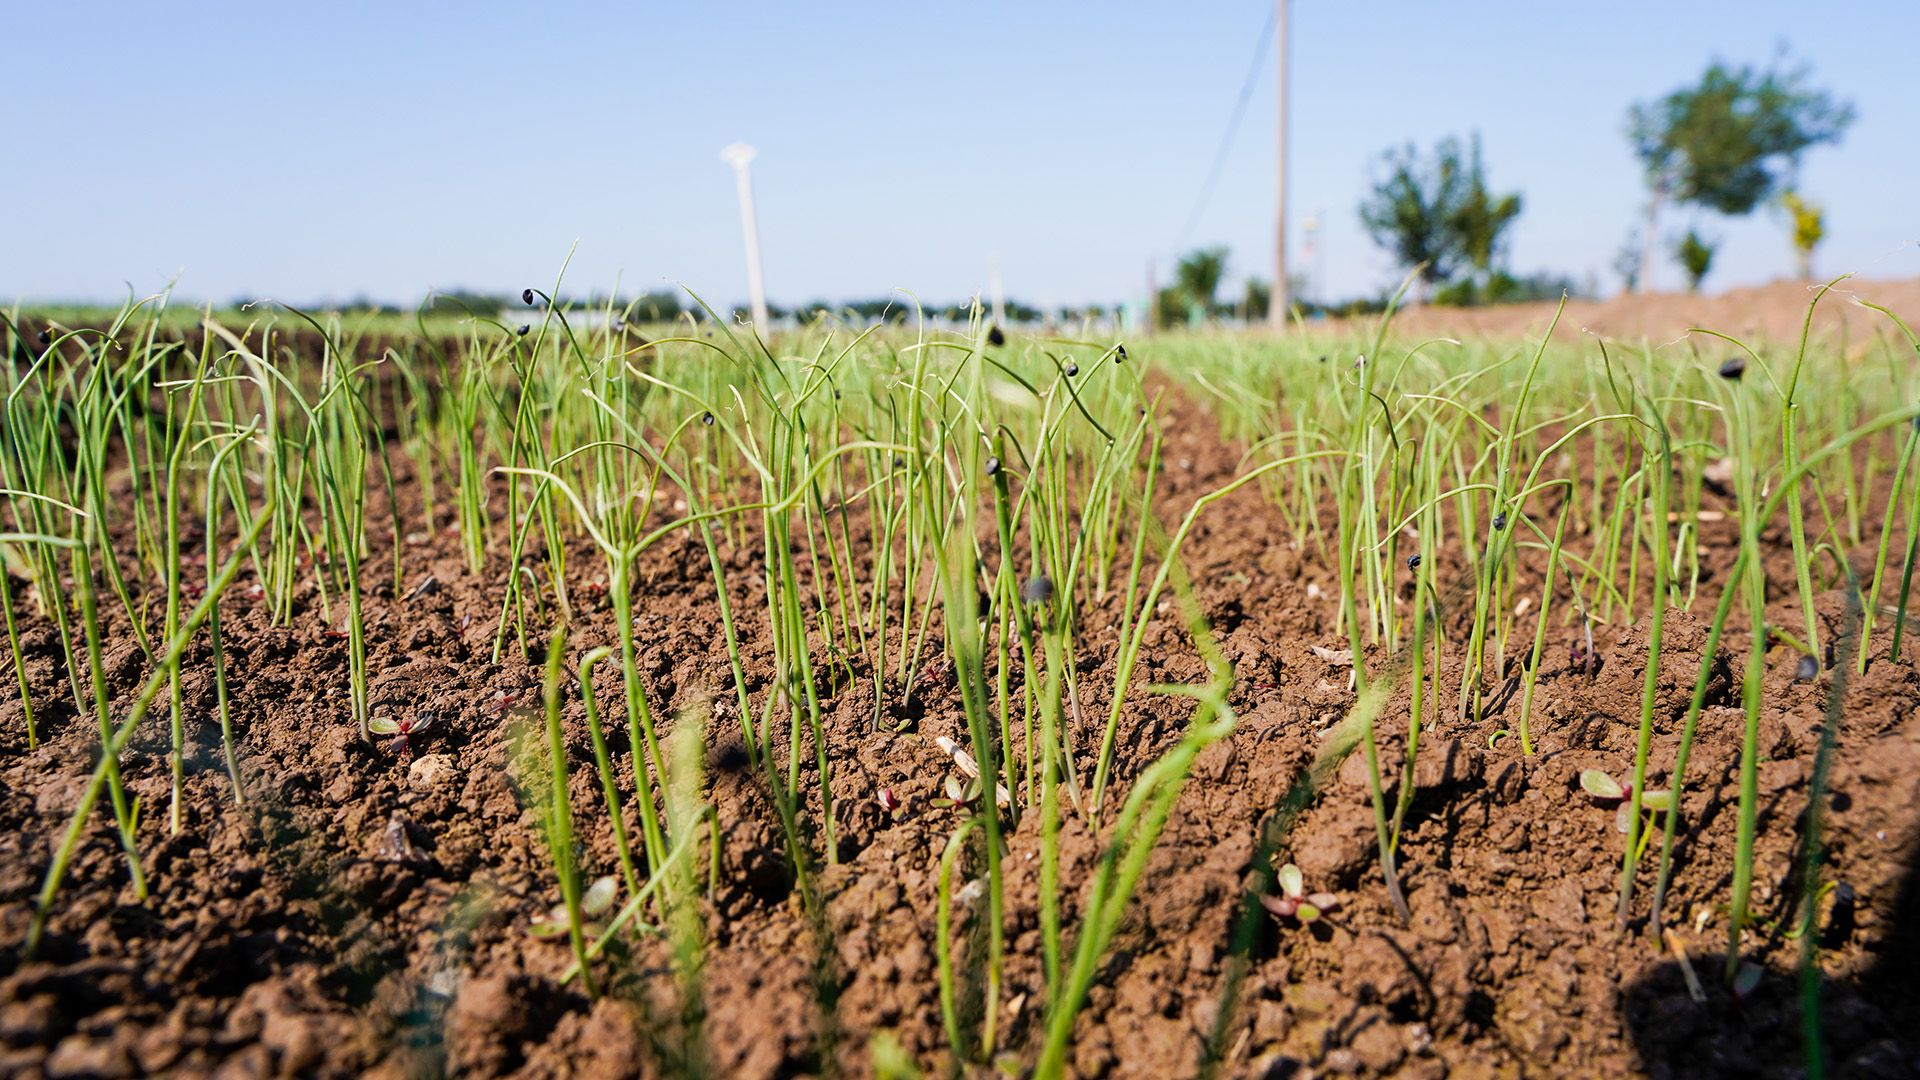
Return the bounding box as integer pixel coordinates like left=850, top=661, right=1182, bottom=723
left=408, top=753, right=454, bottom=792
left=379, top=814, right=424, bottom=862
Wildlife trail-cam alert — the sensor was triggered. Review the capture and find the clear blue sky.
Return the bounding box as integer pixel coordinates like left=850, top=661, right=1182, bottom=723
left=6, top=1, right=1916, bottom=311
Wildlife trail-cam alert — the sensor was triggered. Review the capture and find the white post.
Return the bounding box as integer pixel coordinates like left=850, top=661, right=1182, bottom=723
left=1269, top=0, right=1290, bottom=331
left=720, top=142, right=769, bottom=329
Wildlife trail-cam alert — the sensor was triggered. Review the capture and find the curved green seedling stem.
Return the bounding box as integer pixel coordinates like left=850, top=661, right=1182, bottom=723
left=27, top=506, right=273, bottom=955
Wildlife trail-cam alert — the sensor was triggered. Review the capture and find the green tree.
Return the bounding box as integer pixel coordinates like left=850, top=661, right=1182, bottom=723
left=1675, top=229, right=1717, bottom=293
left=1613, top=230, right=1644, bottom=293
left=1359, top=134, right=1520, bottom=298
left=1628, top=58, right=1852, bottom=289
left=1242, top=277, right=1271, bottom=323
left=1173, top=247, right=1228, bottom=321
left=1779, top=190, right=1825, bottom=280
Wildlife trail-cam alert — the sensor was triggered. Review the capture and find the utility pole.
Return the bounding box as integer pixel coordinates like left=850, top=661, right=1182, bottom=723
left=720, top=142, right=769, bottom=329
left=1268, top=0, right=1290, bottom=331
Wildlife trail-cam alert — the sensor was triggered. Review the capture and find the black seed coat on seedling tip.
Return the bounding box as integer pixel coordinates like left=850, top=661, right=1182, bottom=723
left=1406, top=554, right=1421, bottom=571
left=522, top=288, right=536, bottom=305
left=1114, top=345, right=1127, bottom=363
left=1796, top=654, right=1819, bottom=681
left=38, top=330, right=52, bottom=345
left=1719, top=356, right=1746, bottom=380
left=1021, top=575, right=1054, bottom=605
left=516, top=324, right=529, bottom=336
left=1492, top=512, right=1507, bottom=531
left=1064, top=361, right=1078, bottom=376
left=986, top=325, right=1005, bottom=347
left=984, top=456, right=1000, bottom=477
left=701, top=412, right=715, bottom=426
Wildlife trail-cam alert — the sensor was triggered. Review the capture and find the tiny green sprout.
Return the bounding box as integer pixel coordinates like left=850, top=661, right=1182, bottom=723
left=581, top=874, right=618, bottom=917
left=933, top=773, right=982, bottom=809
left=1277, top=862, right=1304, bottom=898
left=1260, top=862, right=1340, bottom=924
left=1584, top=768, right=1671, bottom=854
left=530, top=875, right=620, bottom=938
left=1580, top=768, right=1625, bottom=801
left=1718, top=356, right=1747, bottom=380
left=369, top=714, right=435, bottom=755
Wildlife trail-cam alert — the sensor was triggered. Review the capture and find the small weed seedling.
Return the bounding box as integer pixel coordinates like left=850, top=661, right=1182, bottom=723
left=369, top=713, right=437, bottom=755
left=1260, top=862, right=1340, bottom=925
left=1581, top=768, right=1673, bottom=860
left=530, top=875, right=620, bottom=939
left=934, top=773, right=985, bottom=809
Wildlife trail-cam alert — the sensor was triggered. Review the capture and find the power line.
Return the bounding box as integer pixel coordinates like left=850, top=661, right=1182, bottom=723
left=1172, top=3, right=1278, bottom=256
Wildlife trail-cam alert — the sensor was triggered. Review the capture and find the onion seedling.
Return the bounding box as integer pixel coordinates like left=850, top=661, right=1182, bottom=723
left=532, top=624, right=594, bottom=996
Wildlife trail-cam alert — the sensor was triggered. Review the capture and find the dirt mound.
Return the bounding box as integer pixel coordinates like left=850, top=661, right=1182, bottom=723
left=1344, top=276, right=1920, bottom=347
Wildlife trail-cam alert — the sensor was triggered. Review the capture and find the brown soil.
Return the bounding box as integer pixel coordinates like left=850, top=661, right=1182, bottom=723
left=3, top=369, right=1919, bottom=1079
left=1331, top=276, right=1920, bottom=348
